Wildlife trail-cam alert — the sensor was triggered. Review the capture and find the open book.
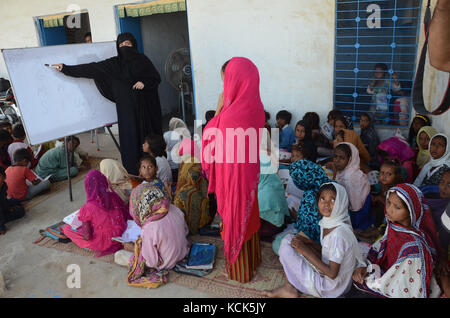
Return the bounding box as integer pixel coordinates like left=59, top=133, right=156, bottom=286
left=111, top=220, right=141, bottom=243
left=63, top=209, right=82, bottom=230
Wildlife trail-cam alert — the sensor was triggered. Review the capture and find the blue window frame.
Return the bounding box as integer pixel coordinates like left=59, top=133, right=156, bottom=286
left=36, top=19, right=67, bottom=46
left=334, top=0, right=423, bottom=127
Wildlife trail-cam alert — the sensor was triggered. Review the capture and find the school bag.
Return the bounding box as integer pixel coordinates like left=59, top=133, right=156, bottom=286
left=39, top=221, right=71, bottom=243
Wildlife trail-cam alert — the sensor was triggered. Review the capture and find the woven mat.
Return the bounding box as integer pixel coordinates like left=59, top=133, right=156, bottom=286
left=23, top=157, right=104, bottom=211
left=33, top=234, right=314, bottom=298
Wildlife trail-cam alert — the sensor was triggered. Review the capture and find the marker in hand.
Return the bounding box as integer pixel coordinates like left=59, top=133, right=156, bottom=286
left=45, top=64, right=62, bottom=71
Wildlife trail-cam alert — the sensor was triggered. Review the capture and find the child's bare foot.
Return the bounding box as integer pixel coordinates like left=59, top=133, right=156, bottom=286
left=264, top=282, right=298, bottom=298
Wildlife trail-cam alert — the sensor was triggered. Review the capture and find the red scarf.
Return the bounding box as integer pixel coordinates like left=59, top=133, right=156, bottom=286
left=201, top=57, right=265, bottom=265
left=368, top=184, right=441, bottom=297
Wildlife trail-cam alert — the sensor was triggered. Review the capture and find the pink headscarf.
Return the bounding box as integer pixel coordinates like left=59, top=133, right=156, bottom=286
left=201, top=57, right=265, bottom=265
left=336, top=142, right=370, bottom=211
left=85, top=170, right=130, bottom=220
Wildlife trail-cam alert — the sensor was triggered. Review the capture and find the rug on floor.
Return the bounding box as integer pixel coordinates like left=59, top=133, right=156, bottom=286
left=34, top=234, right=314, bottom=298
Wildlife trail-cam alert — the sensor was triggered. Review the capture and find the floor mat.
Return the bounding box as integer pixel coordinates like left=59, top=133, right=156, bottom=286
left=33, top=234, right=313, bottom=298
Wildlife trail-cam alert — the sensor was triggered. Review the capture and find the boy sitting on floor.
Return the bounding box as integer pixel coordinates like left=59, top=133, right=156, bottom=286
left=6, top=148, right=51, bottom=201
left=276, top=110, right=296, bottom=152
left=7, top=123, right=38, bottom=168
left=0, top=166, right=25, bottom=235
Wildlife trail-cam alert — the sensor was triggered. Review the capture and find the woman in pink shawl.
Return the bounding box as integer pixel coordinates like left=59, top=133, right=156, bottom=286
left=64, top=170, right=128, bottom=257
left=201, top=57, right=265, bottom=283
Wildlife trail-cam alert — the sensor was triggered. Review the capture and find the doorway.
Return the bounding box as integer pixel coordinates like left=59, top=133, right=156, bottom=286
left=115, top=1, right=195, bottom=129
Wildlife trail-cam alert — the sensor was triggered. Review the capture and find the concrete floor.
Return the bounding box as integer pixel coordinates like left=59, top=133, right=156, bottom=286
left=0, top=125, right=212, bottom=298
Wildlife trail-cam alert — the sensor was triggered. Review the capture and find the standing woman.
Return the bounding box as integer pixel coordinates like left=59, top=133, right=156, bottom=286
left=202, top=57, right=265, bottom=283
left=55, top=33, right=162, bottom=175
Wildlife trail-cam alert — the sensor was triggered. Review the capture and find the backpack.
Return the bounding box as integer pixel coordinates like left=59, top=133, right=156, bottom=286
left=39, top=222, right=71, bottom=243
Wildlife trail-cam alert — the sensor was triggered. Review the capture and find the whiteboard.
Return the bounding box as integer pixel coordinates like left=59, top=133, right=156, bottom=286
left=2, top=42, right=118, bottom=145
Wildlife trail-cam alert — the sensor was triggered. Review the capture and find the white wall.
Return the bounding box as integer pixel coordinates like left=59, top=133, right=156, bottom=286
left=0, top=0, right=141, bottom=79
left=1, top=0, right=448, bottom=137
left=186, top=0, right=335, bottom=128
left=187, top=0, right=450, bottom=139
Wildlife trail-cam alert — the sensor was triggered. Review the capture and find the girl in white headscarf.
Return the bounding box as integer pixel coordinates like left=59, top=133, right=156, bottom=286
left=265, top=182, right=362, bottom=298
left=414, top=134, right=450, bottom=187
left=333, top=142, right=372, bottom=231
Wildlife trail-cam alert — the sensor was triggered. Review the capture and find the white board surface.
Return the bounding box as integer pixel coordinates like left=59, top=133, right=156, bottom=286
left=2, top=42, right=118, bottom=145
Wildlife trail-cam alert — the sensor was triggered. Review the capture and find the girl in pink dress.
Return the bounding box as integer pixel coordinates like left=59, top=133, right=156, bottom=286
left=64, top=170, right=127, bottom=257
left=127, top=180, right=189, bottom=288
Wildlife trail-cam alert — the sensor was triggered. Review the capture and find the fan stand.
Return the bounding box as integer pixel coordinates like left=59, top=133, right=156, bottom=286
left=179, top=81, right=186, bottom=123
left=178, top=81, right=191, bottom=124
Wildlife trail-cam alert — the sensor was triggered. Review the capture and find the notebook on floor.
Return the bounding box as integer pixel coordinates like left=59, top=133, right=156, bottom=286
left=186, top=243, right=216, bottom=270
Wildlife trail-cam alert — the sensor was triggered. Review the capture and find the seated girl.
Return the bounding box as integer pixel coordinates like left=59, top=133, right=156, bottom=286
left=128, top=179, right=190, bottom=288
left=408, top=114, right=431, bottom=149
left=135, top=155, right=172, bottom=197
left=359, top=114, right=380, bottom=170
left=370, top=159, right=403, bottom=229
left=331, top=143, right=372, bottom=231
left=272, top=160, right=330, bottom=255
left=414, top=134, right=450, bottom=188
left=416, top=126, right=438, bottom=170
left=294, top=120, right=317, bottom=162
left=173, top=137, right=211, bottom=235
left=378, top=135, right=417, bottom=183
left=333, top=115, right=370, bottom=171
left=142, top=135, right=172, bottom=184
left=357, top=160, right=403, bottom=242
left=258, top=152, right=290, bottom=242
left=63, top=170, right=128, bottom=257
left=265, top=183, right=362, bottom=298
left=352, top=184, right=442, bottom=298
left=99, top=159, right=132, bottom=205
left=303, top=112, right=329, bottom=155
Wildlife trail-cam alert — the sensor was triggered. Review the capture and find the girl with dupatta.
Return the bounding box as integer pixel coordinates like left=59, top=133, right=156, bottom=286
left=201, top=57, right=265, bottom=283
left=63, top=170, right=128, bottom=257
left=352, top=184, right=443, bottom=298
left=174, top=137, right=211, bottom=235
left=127, top=181, right=189, bottom=288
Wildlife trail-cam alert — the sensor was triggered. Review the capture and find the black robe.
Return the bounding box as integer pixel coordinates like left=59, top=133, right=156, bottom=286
left=61, top=41, right=162, bottom=175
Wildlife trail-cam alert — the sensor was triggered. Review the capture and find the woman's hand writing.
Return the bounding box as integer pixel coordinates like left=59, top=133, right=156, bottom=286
left=54, top=64, right=63, bottom=72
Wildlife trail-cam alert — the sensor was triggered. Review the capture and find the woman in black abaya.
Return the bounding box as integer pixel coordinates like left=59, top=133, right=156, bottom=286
left=56, top=33, right=162, bottom=175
